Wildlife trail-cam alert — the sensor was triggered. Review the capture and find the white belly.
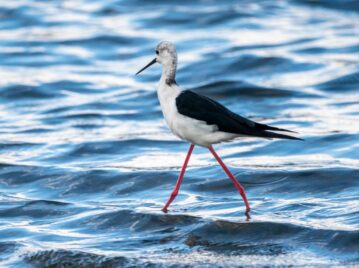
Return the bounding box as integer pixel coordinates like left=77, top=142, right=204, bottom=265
left=157, top=83, right=238, bottom=147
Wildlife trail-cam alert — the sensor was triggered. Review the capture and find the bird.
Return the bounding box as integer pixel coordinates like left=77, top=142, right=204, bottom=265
left=136, top=41, right=302, bottom=219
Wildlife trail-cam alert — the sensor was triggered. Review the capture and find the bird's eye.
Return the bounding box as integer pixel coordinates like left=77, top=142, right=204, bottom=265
left=156, top=50, right=159, bottom=55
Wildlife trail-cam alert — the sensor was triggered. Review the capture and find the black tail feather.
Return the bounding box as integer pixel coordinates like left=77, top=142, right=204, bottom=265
left=255, top=123, right=297, bottom=133
left=261, top=130, right=303, bottom=140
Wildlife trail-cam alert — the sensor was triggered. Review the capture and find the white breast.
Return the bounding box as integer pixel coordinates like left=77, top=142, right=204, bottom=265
left=157, top=82, right=238, bottom=147
left=157, top=82, right=181, bottom=132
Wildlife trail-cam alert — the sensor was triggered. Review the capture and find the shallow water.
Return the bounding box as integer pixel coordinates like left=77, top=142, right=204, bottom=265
left=0, top=0, right=358, bottom=267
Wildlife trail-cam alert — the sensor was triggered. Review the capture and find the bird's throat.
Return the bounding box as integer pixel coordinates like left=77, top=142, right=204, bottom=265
left=161, top=61, right=177, bottom=86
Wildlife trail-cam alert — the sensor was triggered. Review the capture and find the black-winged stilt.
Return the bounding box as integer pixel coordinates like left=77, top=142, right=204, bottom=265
left=136, top=41, right=301, bottom=219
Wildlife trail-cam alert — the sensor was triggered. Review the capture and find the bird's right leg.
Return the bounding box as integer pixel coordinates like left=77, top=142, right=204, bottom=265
left=162, top=144, right=195, bottom=213
left=209, top=145, right=251, bottom=220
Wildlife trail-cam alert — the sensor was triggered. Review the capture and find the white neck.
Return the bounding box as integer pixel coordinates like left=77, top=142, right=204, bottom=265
left=160, top=56, right=177, bottom=85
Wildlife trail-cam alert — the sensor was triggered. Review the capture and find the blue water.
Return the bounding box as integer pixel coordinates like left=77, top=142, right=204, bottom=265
left=0, top=0, right=358, bottom=267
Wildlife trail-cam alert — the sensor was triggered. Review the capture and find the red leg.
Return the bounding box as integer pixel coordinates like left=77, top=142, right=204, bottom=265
left=162, top=144, right=195, bottom=213
left=209, top=146, right=251, bottom=219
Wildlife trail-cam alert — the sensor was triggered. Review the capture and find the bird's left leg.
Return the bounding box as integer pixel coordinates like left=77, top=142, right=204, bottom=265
left=162, top=144, right=195, bottom=213
left=209, top=145, right=251, bottom=219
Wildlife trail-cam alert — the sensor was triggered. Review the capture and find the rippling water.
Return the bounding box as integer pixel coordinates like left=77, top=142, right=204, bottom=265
left=0, top=0, right=358, bottom=267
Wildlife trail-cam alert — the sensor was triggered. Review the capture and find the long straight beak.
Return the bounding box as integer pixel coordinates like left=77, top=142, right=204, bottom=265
left=136, top=58, right=157, bottom=75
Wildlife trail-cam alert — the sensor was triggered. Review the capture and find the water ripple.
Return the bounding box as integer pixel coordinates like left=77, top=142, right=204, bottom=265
left=0, top=0, right=358, bottom=267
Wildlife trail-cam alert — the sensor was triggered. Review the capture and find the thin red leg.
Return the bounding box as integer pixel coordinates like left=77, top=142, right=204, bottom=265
left=162, top=144, right=195, bottom=213
left=209, top=146, right=251, bottom=219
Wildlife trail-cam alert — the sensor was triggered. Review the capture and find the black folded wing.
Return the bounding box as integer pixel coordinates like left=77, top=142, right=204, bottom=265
left=176, top=90, right=301, bottom=140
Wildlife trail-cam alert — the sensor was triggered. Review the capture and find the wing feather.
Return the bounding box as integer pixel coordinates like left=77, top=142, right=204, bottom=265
left=176, top=90, right=301, bottom=140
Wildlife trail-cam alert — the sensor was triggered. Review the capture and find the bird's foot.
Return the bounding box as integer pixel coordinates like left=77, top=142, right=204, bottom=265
left=161, top=207, right=168, bottom=214
left=245, top=209, right=251, bottom=221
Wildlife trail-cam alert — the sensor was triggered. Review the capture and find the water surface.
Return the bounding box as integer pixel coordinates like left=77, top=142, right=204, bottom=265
left=0, top=0, right=358, bottom=267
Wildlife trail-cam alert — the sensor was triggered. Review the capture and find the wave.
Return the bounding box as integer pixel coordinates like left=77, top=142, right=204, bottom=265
left=0, top=200, right=72, bottom=218
left=24, top=249, right=133, bottom=268
left=185, top=220, right=359, bottom=261
left=316, top=71, right=359, bottom=92
left=191, top=80, right=302, bottom=98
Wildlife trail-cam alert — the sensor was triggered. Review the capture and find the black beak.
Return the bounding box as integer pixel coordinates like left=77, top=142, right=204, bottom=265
left=135, top=58, right=157, bottom=75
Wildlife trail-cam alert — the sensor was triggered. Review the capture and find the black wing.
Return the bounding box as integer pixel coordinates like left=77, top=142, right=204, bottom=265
left=176, top=90, right=301, bottom=140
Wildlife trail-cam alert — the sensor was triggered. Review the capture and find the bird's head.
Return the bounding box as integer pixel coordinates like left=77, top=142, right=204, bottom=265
left=136, top=41, right=177, bottom=75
